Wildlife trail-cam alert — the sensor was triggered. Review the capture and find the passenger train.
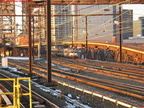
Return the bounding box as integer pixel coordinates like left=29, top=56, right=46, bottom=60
left=52, top=48, right=78, bottom=58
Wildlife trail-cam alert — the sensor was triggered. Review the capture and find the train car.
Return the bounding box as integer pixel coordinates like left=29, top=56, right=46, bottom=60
left=53, top=48, right=78, bottom=58
left=64, top=48, right=78, bottom=58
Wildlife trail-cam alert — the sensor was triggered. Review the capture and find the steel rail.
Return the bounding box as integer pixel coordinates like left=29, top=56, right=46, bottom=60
left=0, top=71, right=59, bottom=108
left=0, top=85, right=13, bottom=107
left=0, top=66, right=87, bottom=108
left=20, top=82, right=59, bottom=108
left=68, top=58, right=144, bottom=73
left=58, top=81, right=137, bottom=108
left=8, top=60, right=144, bottom=100
left=52, top=59, right=144, bottom=81
left=73, top=58, right=144, bottom=71
left=9, top=59, right=144, bottom=82
left=0, top=73, right=25, bottom=108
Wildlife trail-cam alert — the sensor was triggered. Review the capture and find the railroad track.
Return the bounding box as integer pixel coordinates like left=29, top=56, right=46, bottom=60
left=8, top=59, right=144, bottom=102
left=0, top=84, right=14, bottom=107
left=3, top=60, right=93, bottom=108
left=52, top=57, right=144, bottom=83
left=0, top=71, right=59, bottom=108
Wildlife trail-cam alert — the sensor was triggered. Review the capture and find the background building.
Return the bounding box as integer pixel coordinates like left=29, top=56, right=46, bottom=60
left=73, top=5, right=117, bottom=43
left=113, top=9, right=133, bottom=42
left=122, top=9, right=133, bottom=39
left=133, top=16, right=144, bottom=37
left=54, top=5, right=72, bottom=45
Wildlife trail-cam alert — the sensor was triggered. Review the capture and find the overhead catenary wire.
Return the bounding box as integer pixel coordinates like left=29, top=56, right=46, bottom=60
left=1, top=0, right=143, bottom=44
left=53, top=2, right=142, bottom=43
left=53, top=0, right=137, bottom=28
left=77, top=6, right=133, bottom=41
left=54, top=4, right=133, bottom=42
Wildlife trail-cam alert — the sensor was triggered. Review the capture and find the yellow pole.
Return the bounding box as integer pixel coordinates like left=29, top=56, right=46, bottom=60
left=17, top=78, right=21, bottom=108
left=14, top=78, right=17, bottom=108
left=0, top=95, right=1, bottom=107
left=28, top=78, right=32, bottom=108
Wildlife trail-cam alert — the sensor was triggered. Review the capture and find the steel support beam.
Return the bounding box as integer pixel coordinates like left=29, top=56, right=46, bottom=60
left=31, top=0, right=144, bottom=5
left=0, top=14, right=120, bottom=17
left=85, top=16, right=88, bottom=59
left=3, top=34, right=6, bottom=57
left=46, top=0, right=52, bottom=83
left=119, top=4, right=122, bottom=63
left=71, top=26, right=74, bottom=47
left=28, top=0, right=33, bottom=75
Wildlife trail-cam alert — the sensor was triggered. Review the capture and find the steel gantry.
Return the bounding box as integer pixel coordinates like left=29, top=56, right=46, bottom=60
left=0, top=0, right=143, bottom=83
left=0, top=2, right=15, bottom=56
left=33, top=0, right=144, bottom=5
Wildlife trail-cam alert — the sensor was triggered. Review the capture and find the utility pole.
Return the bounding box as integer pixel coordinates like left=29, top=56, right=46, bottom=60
left=28, top=0, right=32, bottom=76
left=119, top=4, right=122, bottom=63
left=32, top=16, right=35, bottom=60
left=85, top=16, right=88, bottom=59
left=3, top=34, right=6, bottom=57
left=71, top=26, right=74, bottom=47
left=75, top=5, right=78, bottom=42
left=46, top=0, right=52, bottom=83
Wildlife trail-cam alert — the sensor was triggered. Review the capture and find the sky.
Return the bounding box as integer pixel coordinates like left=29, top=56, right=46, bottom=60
left=123, top=4, right=144, bottom=20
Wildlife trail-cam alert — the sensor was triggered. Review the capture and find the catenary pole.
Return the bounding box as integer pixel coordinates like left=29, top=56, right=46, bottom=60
left=119, top=4, right=122, bottom=63
left=46, top=0, right=52, bottom=83
left=28, top=0, right=32, bottom=75
left=85, top=16, right=88, bottom=59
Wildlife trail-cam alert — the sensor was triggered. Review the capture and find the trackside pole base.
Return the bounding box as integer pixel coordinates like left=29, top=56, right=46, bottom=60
left=44, top=81, right=57, bottom=87
left=28, top=73, right=33, bottom=77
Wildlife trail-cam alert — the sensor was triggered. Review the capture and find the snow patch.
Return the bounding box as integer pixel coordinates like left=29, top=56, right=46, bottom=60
left=52, top=63, right=56, bottom=66
left=6, top=57, right=42, bottom=61
left=67, top=93, right=72, bottom=98
left=8, top=67, right=18, bottom=72
left=57, top=66, right=70, bottom=71
left=6, top=57, right=29, bottom=60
